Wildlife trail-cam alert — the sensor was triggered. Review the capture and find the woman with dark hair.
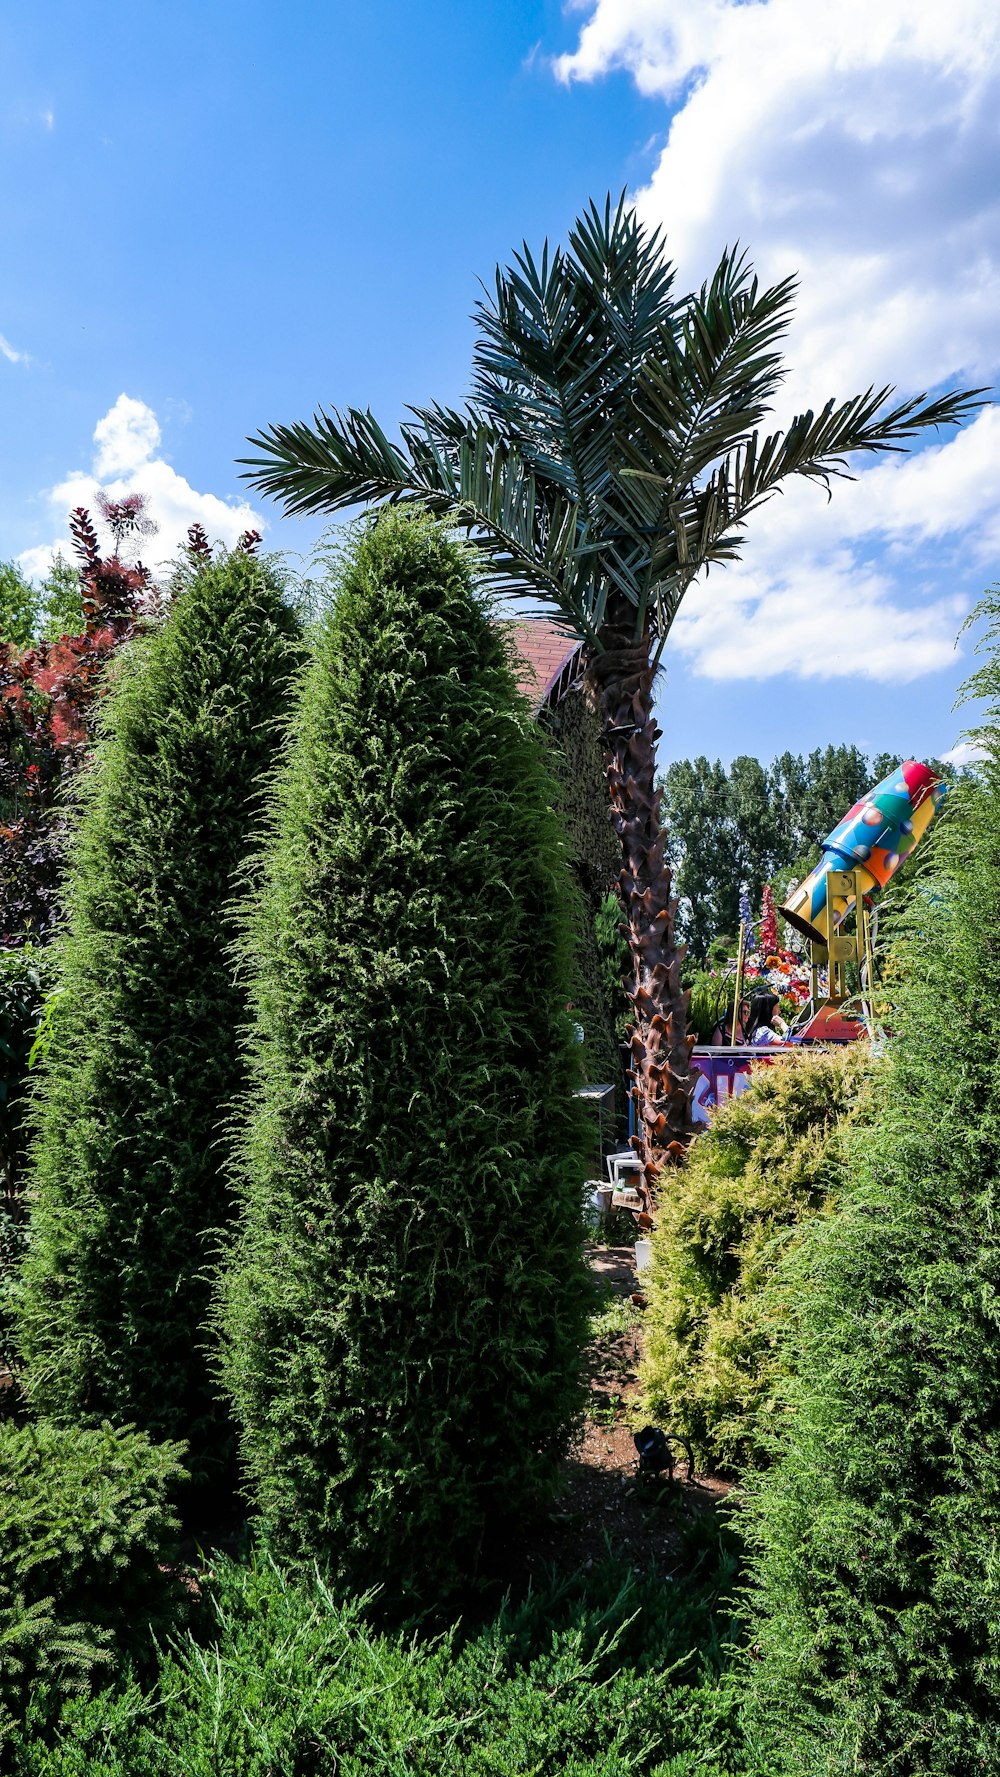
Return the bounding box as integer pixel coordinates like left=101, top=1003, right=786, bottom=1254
left=745, top=991, right=787, bottom=1045
left=710, top=997, right=750, bottom=1045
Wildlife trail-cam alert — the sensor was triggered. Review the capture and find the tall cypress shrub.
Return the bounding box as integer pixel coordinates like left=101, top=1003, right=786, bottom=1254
left=14, top=550, right=301, bottom=1493
left=218, top=509, right=589, bottom=1606
left=742, top=593, right=1000, bottom=1772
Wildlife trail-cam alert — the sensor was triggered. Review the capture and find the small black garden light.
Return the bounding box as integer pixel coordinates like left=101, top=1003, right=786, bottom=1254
left=634, top=1426, right=695, bottom=1483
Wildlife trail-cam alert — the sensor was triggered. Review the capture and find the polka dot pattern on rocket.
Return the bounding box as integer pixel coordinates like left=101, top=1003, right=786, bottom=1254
left=779, top=761, right=946, bottom=947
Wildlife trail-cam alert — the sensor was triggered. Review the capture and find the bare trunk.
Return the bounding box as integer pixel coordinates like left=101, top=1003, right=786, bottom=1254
left=587, top=617, right=692, bottom=1204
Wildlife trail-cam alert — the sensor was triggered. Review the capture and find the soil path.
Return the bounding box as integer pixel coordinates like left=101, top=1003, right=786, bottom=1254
left=522, top=1242, right=730, bottom=1582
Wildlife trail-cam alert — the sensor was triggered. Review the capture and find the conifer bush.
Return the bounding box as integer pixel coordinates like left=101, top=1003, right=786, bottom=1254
left=0, top=945, right=51, bottom=1385
left=640, top=1045, right=872, bottom=1472
left=0, top=1419, right=187, bottom=1732
left=13, top=550, right=301, bottom=1491
left=10, top=1551, right=743, bottom=1776
left=218, top=509, right=590, bottom=1606
left=742, top=591, right=1000, bottom=1771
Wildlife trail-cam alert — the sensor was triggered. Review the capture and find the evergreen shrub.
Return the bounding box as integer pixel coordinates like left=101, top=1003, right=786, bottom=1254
left=10, top=1550, right=743, bottom=1776
left=0, top=945, right=51, bottom=1381
left=0, top=946, right=50, bottom=1192
left=218, top=509, right=590, bottom=1607
left=542, top=688, right=625, bottom=1092
left=14, top=551, right=301, bottom=1490
left=641, top=1045, right=872, bottom=1471
left=0, top=1419, right=187, bottom=1732
left=742, top=592, right=1000, bottom=1771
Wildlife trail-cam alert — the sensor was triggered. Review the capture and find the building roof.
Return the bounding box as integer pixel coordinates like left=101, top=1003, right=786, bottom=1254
left=508, top=619, right=585, bottom=715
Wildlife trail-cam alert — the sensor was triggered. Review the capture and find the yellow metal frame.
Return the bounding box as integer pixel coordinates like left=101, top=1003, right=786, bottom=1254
left=806, top=869, right=873, bottom=1011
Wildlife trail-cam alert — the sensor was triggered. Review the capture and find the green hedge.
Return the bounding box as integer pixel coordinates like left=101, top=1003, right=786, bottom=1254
left=218, top=510, right=591, bottom=1607
left=0, top=945, right=51, bottom=1380
left=10, top=1550, right=744, bottom=1776
left=14, top=551, right=301, bottom=1493
left=0, top=945, right=49, bottom=1194
left=742, top=595, right=1000, bottom=1770
left=0, top=1419, right=187, bottom=1737
left=641, top=1044, right=872, bottom=1472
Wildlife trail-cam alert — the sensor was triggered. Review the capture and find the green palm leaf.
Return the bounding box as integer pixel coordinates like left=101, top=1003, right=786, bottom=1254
left=241, top=195, right=986, bottom=655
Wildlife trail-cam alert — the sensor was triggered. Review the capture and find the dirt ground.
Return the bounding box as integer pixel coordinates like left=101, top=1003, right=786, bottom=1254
left=519, top=1241, right=730, bottom=1583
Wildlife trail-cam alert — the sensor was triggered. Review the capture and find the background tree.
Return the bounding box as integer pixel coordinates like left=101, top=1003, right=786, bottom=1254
left=770, top=744, right=898, bottom=859
left=662, top=757, right=734, bottom=961
left=729, top=753, right=784, bottom=914
left=0, top=555, right=86, bottom=651
left=0, top=563, right=39, bottom=649
left=14, top=541, right=302, bottom=1501
left=218, top=510, right=590, bottom=1606
left=240, top=195, right=980, bottom=1196
left=37, top=552, right=85, bottom=640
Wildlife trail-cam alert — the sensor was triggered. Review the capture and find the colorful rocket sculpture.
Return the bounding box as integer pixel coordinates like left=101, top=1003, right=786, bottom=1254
left=780, top=760, right=945, bottom=946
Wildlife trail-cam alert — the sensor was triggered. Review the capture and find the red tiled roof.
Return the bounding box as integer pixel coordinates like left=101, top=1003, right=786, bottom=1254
left=507, top=619, right=585, bottom=714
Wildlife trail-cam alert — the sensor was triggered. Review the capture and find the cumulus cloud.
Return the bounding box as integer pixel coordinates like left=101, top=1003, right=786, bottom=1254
left=942, top=739, right=989, bottom=768
left=92, top=394, right=163, bottom=478
left=555, top=0, right=1000, bottom=682
left=19, top=393, right=264, bottom=583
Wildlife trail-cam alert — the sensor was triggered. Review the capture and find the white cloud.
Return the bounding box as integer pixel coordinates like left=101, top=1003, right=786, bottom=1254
left=670, top=550, right=964, bottom=682
left=92, top=393, right=162, bottom=478
left=0, top=332, right=30, bottom=366
left=662, top=405, right=1000, bottom=682
left=700, top=403, right=1000, bottom=567
left=555, top=0, right=1000, bottom=682
left=17, top=541, right=73, bottom=582
left=40, top=108, right=54, bottom=130
left=19, top=394, right=264, bottom=583
left=942, top=739, right=989, bottom=767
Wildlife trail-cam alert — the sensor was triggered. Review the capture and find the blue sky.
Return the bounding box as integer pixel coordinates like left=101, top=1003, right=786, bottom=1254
left=3, top=0, right=998, bottom=770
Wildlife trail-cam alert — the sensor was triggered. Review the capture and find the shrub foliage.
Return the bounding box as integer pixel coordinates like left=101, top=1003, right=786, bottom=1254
left=641, top=1045, right=872, bottom=1471
left=218, top=510, right=590, bottom=1605
left=10, top=1550, right=742, bottom=1777
left=742, top=592, right=1000, bottom=1770
left=0, top=1419, right=187, bottom=1733
left=0, top=945, right=52, bottom=1384
left=0, top=497, right=151, bottom=943
left=542, top=686, right=626, bottom=1097
left=14, top=550, right=301, bottom=1489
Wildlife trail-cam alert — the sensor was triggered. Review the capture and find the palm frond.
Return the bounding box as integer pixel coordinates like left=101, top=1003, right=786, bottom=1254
left=637, top=380, right=989, bottom=654
left=240, top=407, right=600, bottom=638
left=241, top=197, right=986, bottom=658
left=472, top=240, right=618, bottom=526
left=613, top=254, right=798, bottom=530
left=566, top=192, right=679, bottom=397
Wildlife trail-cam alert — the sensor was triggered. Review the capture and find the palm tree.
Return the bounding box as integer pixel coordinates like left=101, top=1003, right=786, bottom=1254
left=240, top=197, right=982, bottom=1199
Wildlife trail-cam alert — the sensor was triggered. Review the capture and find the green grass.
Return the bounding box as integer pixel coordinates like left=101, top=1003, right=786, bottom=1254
left=587, top=1292, right=644, bottom=1346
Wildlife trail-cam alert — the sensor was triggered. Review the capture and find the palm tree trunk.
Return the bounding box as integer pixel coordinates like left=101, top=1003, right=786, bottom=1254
left=587, top=614, right=692, bottom=1203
